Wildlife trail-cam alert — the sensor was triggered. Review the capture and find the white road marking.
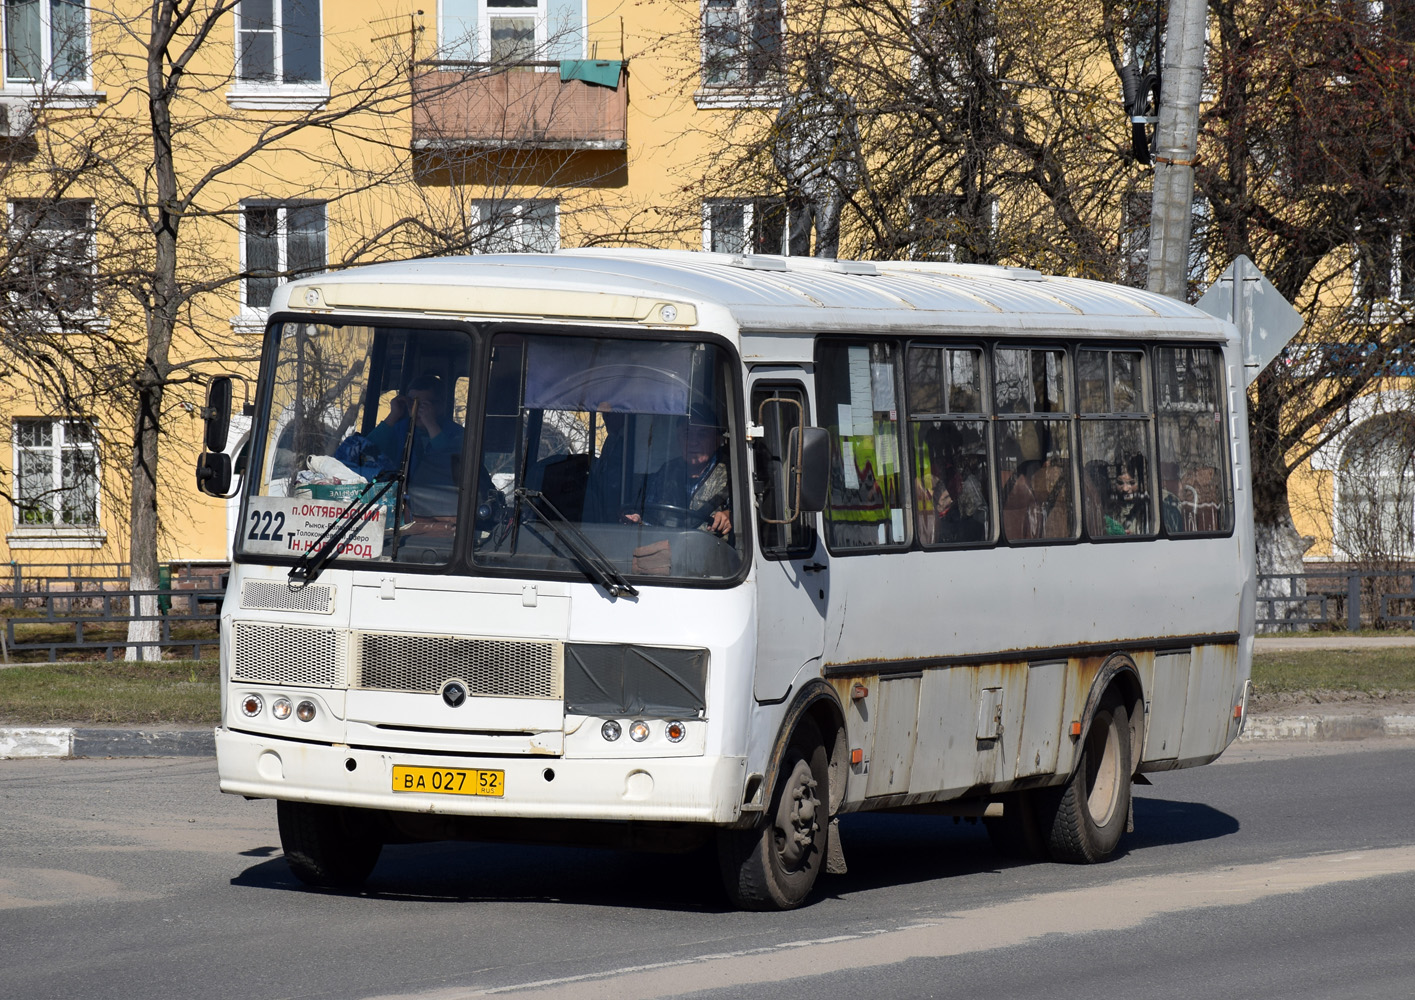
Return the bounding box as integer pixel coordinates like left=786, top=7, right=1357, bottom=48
left=360, top=845, right=1415, bottom=1000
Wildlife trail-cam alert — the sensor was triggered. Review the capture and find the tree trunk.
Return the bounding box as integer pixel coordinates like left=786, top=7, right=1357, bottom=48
left=125, top=371, right=163, bottom=660
left=126, top=12, right=180, bottom=661
left=1250, top=371, right=1314, bottom=631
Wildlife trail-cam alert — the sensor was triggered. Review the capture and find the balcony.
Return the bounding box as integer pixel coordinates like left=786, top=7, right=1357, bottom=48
left=412, top=61, right=627, bottom=152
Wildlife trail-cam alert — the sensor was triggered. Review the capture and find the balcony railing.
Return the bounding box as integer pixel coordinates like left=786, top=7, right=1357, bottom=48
left=412, top=60, right=627, bottom=151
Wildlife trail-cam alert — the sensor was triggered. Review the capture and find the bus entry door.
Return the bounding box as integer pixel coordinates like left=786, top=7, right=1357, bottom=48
left=749, top=375, right=828, bottom=703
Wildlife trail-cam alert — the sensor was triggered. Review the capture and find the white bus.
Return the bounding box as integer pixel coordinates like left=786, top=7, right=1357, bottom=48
left=199, top=248, right=1262, bottom=910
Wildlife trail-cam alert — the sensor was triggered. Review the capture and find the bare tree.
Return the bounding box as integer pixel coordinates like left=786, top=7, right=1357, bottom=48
left=1195, top=0, right=1415, bottom=586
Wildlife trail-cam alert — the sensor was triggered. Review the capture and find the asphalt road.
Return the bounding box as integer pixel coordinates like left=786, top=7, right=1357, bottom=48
left=2, top=738, right=1414, bottom=1000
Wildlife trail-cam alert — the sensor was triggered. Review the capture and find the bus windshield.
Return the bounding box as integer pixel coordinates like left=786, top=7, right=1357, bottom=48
left=244, top=321, right=476, bottom=569
left=472, top=331, right=745, bottom=584
left=242, top=321, right=744, bottom=584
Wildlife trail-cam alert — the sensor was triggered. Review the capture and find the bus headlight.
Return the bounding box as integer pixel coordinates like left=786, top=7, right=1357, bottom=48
left=629, top=720, right=650, bottom=742
left=271, top=698, right=292, bottom=720
left=240, top=694, right=263, bottom=717
left=601, top=720, right=622, bottom=741
left=296, top=700, right=317, bottom=723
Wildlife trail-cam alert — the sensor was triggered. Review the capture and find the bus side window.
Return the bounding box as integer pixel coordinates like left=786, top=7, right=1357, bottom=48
left=1078, top=348, right=1156, bottom=539
left=1155, top=346, right=1234, bottom=535
left=905, top=344, right=993, bottom=546
left=994, top=347, right=1077, bottom=542
left=752, top=385, right=817, bottom=558
left=816, top=341, right=908, bottom=550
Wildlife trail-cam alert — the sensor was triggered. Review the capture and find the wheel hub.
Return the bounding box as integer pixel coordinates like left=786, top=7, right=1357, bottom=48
left=774, top=759, right=821, bottom=868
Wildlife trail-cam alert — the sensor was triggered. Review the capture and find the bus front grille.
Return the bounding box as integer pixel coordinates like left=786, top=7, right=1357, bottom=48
left=231, top=622, right=345, bottom=688
left=355, top=633, right=563, bottom=700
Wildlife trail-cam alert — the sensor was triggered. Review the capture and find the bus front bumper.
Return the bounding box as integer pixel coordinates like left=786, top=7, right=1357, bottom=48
left=216, top=728, right=748, bottom=825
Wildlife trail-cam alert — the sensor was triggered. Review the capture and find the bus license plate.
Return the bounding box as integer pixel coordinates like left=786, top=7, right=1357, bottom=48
left=391, top=765, right=504, bottom=797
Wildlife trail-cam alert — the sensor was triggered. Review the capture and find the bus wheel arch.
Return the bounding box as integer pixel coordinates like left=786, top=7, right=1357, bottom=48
left=1076, top=654, right=1145, bottom=781
left=1040, top=657, right=1143, bottom=864
left=718, top=683, right=844, bottom=910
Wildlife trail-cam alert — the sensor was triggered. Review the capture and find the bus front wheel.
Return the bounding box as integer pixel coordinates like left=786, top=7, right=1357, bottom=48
left=277, top=800, right=383, bottom=889
left=1041, top=693, right=1132, bottom=864
left=718, top=716, right=830, bottom=910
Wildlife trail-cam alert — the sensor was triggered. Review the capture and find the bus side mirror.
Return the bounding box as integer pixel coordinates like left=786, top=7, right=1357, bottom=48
left=791, top=426, right=830, bottom=514
left=203, top=377, right=233, bottom=453
left=196, top=450, right=233, bottom=496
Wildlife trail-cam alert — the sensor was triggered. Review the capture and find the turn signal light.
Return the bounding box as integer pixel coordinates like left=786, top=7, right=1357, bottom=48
left=665, top=720, right=687, bottom=743
left=240, top=694, right=263, bottom=717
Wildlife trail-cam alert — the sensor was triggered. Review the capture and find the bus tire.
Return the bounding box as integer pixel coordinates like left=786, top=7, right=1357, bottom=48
left=1042, top=694, right=1132, bottom=864
left=277, top=800, right=383, bottom=889
left=717, top=716, right=829, bottom=910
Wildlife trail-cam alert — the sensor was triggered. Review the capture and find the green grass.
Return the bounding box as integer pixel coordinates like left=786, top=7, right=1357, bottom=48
left=1252, top=647, right=1415, bottom=696
left=0, top=659, right=219, bottom=726
left=1, top=648, right=1411, bottom=728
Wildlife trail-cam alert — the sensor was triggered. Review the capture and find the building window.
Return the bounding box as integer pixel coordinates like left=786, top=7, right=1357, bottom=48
left=8, top=199, right=95, bottom=313
left=1353, top=220, right=1415, bottom=309
left=913, top=0, right=997, bottom=93
left=1336, top=412, right=1415, bottom=560
left=3, top=0, right=87, bottom=85
left=910, top=194, right=997, bottom=263
left=13, top=417, right=98, bottom=528
left=440, top=0, right=586, bottom=64
left=701, top=0, right=782, bottom=89
left=469, top=199, right=558, bottom=252
left=242, top=202, right=326, bottom=310
left=703, top=198, right=793, bottom=255
left=236, top=0, right=321, bottom=84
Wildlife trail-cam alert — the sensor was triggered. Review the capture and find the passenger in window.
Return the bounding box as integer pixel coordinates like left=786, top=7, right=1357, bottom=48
left=936, top=456, right=987, bottom=543
left=624, top=422, right=732, bottom=536
left=1000, top=457, right=1042, bottom=540
left=1083, top=460, right=1111, bottom=538
left=1109, top=455, right=1149, bottom=535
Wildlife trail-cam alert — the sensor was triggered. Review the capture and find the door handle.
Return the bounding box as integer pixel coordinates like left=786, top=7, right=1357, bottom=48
left=802, top=562, right=827, bottom=573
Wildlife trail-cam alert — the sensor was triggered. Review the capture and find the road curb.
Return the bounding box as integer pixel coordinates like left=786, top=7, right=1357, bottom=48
left=1, top=727, right=215, bottom=759
left=1240, top=714, right=1415, bottom=742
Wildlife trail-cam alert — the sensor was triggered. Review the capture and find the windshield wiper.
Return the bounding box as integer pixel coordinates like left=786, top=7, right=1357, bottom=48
left=514, top=488, right=638, bottom=598
left=288, top=473, right=400, bottom=588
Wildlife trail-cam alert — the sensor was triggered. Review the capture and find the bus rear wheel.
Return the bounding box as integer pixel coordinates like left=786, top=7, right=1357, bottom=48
left=277, top=800, right=383, bottom=889
left=1040, top=694, right=1132, bottom=864
left=718, top=716, right=830, bottom=910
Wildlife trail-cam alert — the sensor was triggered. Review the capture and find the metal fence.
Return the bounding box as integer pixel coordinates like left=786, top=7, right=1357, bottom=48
left=1, top=563, right=226, bottom=662
left=1257, top=569, right=1415, bottom=632
left=0, top=588, right=222, bottom=663
left=0, top=565, right=1409, bottom=660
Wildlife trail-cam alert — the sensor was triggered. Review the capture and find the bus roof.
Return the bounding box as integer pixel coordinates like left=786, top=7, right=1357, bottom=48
left=276, top=248, right=1234, bottom=344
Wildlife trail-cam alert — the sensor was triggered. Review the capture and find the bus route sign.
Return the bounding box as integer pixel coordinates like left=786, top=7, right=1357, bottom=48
left=243, top=495, right=386, bottom=560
